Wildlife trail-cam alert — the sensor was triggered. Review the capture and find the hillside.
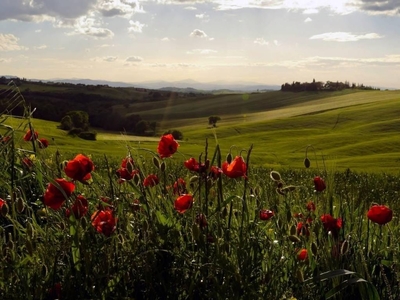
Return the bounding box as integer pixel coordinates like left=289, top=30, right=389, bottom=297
left=1, top=82, right=399, bottom=173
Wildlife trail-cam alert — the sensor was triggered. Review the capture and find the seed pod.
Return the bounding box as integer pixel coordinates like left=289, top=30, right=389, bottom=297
left=126, top=159, right=135, bottom=173
left=16, top=197, right=25, bottom=213
left=276, top=188, right=285, bottom=196
left=160, top=161, right=166, bottom=172
left=296, top=268, right=304, bottom=283
left=7, top=239, right=14, bottom=250
left=26, top=223, right=34, bottom=239
left=1, top=203, right=9, bottom=216
left=270, top=171, right=281, bottom=181
left=26, top=239, right=33, bottom=256
left=152, top=157, right=160, bottom=169
left=304, top=157, right=311, bottom=169
left=311, top=242, right=318, bottom=256
left=290, top=224, right=297, bottom=236
left=80, top=217, right=87, bottom=230
left=340, top=240, right=349, bottom=255
left=133, top=173, right=141, bottom=185
left=221, top=206, right=228, bottom=218
left=226, top=153, right=232, bottom=164
left=287, top=210, right=292, bottom=222
left=281, top=185, right=296, bottom=193
left=289, top=235, right=301, bottom=243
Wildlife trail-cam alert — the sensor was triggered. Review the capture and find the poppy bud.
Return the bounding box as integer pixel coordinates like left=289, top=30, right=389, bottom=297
left=226, top=153, right=232, bottom=164
left=16, top=197, right=25, bottom=213
left=133, top=173, right=141, bottom=185
left=340, top=240, right=349, bottom=255
left=311, top=242, right=318, bottom=256
left=289, top=235, right=301, bottom=243
left=81, top=216, right=88, bottom=230
left=296, top=269, right=304, bottom=283
left=26, top=223, right=34, bottom=239
left=1, top=202, right=9, bottom=217
left=304, top=157, right=311, bottom=168
left=160, top=161, right=166, bottom=172
left=26, top=239, right=34, bottom=256
left=270, top=171, right=281, bottom=181
left=290, top=224, right=297, bottom=235
left=153, top=156, right=160, bottom=169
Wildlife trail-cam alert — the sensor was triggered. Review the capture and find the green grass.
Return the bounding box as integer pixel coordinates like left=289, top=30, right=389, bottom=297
left=2, top=89, right=399, bottom=173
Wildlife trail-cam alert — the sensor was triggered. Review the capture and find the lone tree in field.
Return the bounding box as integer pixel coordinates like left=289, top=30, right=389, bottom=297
left=208, top=116, right=221, bottom=128
left=59, top=111, right=90, bottom=131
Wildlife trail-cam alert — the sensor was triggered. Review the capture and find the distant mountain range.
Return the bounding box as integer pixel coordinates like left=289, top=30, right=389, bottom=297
left=46, top=78, right=281, bottom=92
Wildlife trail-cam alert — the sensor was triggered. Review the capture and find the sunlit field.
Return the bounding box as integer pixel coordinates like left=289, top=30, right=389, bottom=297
left=0, top=88, right=399, bottom=299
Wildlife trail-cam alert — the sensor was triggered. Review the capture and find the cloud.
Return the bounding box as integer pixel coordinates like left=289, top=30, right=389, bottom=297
left=358, top=0, right=400, bottom=16
left=0, top=0, right=98, bottom=22
left=128, top=20, right=146, bottom=33
left=195, top=13, right=210, bottom=21
left=103, top=56, right=118, bottom=62
left=35, top=29, right=42, bottom=33
left=310, top=32, right=384, bottom=42
left=161, top=37, right=170, bottom=42
left=190, top=29, right=208, bottom=38
left=304, top=17, right=312, bottom=22
left=34, top=45, right=47, bottom=50
left=184, top=6, right=197, bottom=10
left=273, top=40, right=280, bottom=46
left=187, top=49, right=217, bottom=54
left=0, top=58, right=11, bottom=63
left=126, top=56, right=143, bottom=62
left=0, top=33, right=28, bottom=51
left=67, top=16, right=115, bottom=38
left=254, top=38, right=269, bottom=45
left=98, top=0, right=144, bottom=17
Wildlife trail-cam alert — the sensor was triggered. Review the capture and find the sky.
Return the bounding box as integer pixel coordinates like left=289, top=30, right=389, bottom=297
left=1, top=0, right=400, bottom=88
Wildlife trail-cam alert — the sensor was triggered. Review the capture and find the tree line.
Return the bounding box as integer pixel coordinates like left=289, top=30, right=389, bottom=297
left=281, top=79, right=380, bottom=92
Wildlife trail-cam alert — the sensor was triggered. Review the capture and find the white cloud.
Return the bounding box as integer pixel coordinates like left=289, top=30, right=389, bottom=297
left=304, top=17, right=312, bottom=22
left=195, top=13, right=210, bottom=21
left=190, top=29, right=208, bottom=38
left=68, top=16, right=114, bottom=38
left=310, top=32, right=384, bottom=42
left=97, top=0, right=144, bottom=17
left=184, top=6, right=197, bottom=10
left=34, top=45, right=47, bottom=50
left=187, top=49, right=217, bottom=54
left=254, top=38, right=269, bottom=45
left=0, top=58, right=11, bottom=63
left=0, top=33, right=28, bottom=51
left=126, top=56, right=143, bottom=62
left=35, top=29, right=42, bottom=33
left=161, top=37, right=170, bottom=42
left=303, top=8, right=319, bottom=14
left=273, top=40, right=280, bottom=46
left=103, top=56, right=118, bottom=62
left=128, top=20, right=146, bottom=33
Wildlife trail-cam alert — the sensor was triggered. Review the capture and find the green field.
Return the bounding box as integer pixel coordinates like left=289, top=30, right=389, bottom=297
left=2, top=89, right=399, bottom=173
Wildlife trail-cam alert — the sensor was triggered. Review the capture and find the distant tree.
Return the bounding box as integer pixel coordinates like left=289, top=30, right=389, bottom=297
left=164, top=129, right=183, bottom=140
left=60, top=111, right=90, bottom=130
left=208, top=116, right=221, bottom=127
left=135, top=120, right=149, bottom=135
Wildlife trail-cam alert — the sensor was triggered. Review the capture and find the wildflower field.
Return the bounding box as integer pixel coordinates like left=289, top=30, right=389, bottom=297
left=1, top=87, right=400, bottom=299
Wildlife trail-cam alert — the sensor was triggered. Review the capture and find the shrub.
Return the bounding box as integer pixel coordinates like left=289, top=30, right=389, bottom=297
left=67, top=127, right=83, bottom=136
left=78, top=131, right=97, bottom=140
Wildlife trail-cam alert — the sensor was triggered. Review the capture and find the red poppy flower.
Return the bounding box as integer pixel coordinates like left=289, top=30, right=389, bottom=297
left=367, top=205, right=393, bottom=225
left=209, top=166, right=222, bottom=180
left=306, top=201, right=316, bottom=212
left=38, top=138, right=49, bottom=149
left=23, top=129, right=38, bottom=141
left=0, top=135, right=11, bottom=144
left=91, top=209, right=117, bottom=236
left=174, top=194, right=193, bottom=213
left=320, top=214, right=342, bottom=237
left=184, top=157, right=200, bottom=172
left=0, top=198, right=6, bottom=209
left=297, top=222, right=310, bottom=236
left=314, top=176, right=326, bottom=192
left=173, top=178, right=186, bottom=195
left=116, top=167, right=138, bottom=182
left=196, top=213, right=208, bottom=229
left=222, top=156, right=247, bottom=178
left=143, top=174, right=159, bottom=187
left=64, top=154, right=94, bottom=183
left=66, top=195, right=88, bottom=219
left=297, top=249, right=308, bottom=261
left=260, top=209, right=274, bottom=220
left=22, top=157, right=34, bottom=168
left=157, top=134, right=179, bottom=158
left=43, top=178, right=75, bottom=210
left=121, top=157, right=134, bottom=169
left=48, top=283, right=62, bottom=300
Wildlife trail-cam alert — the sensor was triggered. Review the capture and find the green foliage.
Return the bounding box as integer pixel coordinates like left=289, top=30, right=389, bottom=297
left=78, top=131, right=97, bottom=141
left=65, top=110, right=90, bottom=131
left=208, top=115, right=221, bottom=127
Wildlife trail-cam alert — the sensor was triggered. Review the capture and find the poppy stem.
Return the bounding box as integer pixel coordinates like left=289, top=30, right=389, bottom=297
left=239, top=144, right=253, bottom=246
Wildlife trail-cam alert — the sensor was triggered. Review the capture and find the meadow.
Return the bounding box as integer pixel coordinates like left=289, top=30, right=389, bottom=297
left=0, top=87, right=399, bottom=299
